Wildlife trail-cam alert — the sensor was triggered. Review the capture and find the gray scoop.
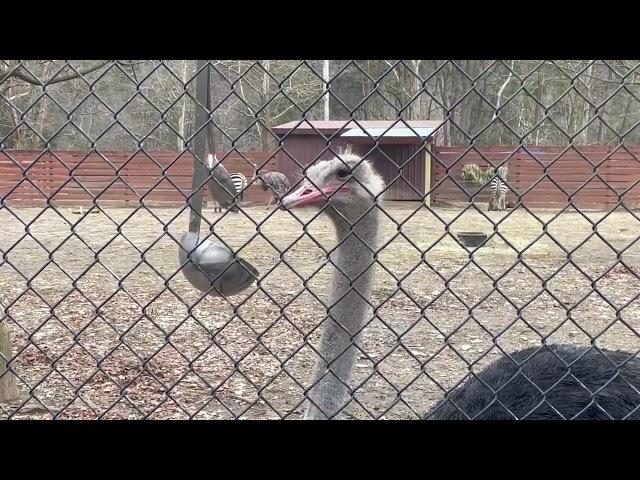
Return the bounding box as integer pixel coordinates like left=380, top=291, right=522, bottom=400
left=178, top=60, right=258, bottom=298
left=179, top=231, right=258, bottom=296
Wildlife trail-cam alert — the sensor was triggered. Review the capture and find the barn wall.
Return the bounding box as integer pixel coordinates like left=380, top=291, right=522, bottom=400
left=370, top=144, right=425, bottom=201
left=275, top=135, right=352, bottom=188
left=276, top=134, right=428, bottom=200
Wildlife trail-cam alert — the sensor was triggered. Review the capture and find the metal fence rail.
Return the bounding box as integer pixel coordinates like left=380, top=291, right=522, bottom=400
left=1, top=59, right=640, bottom=419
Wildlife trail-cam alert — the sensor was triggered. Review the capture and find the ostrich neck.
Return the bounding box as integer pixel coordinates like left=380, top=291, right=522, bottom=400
left=304, top=206, right=379, bottom=420
left=328, top=210, right=378, bottom=327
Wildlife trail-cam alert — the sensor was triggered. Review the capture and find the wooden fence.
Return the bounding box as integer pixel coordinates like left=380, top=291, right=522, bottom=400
left=3, top=146, right=640, bottom=209
left=0, top=150, right=278, bottom=207
left=431, top=146, right=640, bottom=209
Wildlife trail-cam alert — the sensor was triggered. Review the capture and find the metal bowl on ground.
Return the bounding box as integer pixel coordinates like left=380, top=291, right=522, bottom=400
left=456, top=231, right=488, bottom=248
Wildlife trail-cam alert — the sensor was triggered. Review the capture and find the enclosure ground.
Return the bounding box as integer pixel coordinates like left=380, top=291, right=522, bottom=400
left=1, top=201, right=640, bottom=419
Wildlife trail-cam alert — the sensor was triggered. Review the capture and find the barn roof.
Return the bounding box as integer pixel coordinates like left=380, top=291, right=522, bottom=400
left=272, top=119, right=442, bottom=136
left=340, top=126, right=435, bottom=140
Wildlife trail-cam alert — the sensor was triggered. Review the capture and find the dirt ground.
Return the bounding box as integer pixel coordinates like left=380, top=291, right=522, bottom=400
left=1, top=201, right=640, bottom=419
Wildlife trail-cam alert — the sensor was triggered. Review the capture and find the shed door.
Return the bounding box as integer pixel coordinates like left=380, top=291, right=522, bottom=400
left=369, top=145, right=424, bottom=201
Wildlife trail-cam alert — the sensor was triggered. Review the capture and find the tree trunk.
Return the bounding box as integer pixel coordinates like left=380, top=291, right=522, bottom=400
left=323, top=60, right=330, bottom=121
left=7, top=79, right=26, bottom=148
left=177, top=60, right=189, bottom=151
left=409, top=60, right=423, bottom=120
left=534, top=67, right=544, bottom=145
left=0, top=322, right=17, bottom=402
left=582, top=61, right=594, bottom=145
left=261, top=60, right=271, bottom=151
left=492, top=60, right=515, bottom=122
left=37, top=62, right=50, bottom=146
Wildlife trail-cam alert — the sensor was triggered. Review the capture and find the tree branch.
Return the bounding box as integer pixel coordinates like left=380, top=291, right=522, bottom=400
left=0, top=60, right=112, bottom=85
left=549, top=61, right=640, bottom=86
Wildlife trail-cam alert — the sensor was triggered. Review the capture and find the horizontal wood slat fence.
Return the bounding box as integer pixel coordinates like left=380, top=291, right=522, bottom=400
left=0, top=150, right=277, bottom=207
left=2, top=146, right=640, bottom=209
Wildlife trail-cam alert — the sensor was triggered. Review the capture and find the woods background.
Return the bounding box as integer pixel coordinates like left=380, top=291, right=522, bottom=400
left=2, top=60, right=637, bottom=152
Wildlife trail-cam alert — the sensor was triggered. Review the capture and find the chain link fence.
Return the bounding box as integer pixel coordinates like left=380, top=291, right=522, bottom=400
left=1, top=60, right=640, bottom=419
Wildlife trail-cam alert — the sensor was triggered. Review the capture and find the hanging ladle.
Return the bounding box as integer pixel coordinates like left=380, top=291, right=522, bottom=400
left=178, top=60, right=258, bottom=297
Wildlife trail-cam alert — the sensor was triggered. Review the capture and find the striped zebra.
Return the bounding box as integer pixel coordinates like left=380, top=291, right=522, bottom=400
left=207, top=155, right=248, bottom=213
left=212, top=173, right=247, bottom=213
left=230, top=172, right=248, bottom=208
left=489, top=176, right=508, bottom=211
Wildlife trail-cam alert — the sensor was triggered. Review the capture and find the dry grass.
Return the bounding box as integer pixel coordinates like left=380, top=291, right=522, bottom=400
left=1, top=201, right=640, bottom=419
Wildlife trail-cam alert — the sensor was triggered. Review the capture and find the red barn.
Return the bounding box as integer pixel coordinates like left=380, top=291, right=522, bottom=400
left=272, top=120, right=442, bottom=202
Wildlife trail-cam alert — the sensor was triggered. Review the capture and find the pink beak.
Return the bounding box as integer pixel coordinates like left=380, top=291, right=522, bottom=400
left=281, top=184, right=350, bottom=209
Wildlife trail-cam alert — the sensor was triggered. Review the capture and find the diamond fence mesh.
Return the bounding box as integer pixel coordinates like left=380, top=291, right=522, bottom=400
left=2, top=60, right=640, bottom=419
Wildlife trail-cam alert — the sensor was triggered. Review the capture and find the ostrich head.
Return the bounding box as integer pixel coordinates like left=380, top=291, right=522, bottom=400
left=281, top=154, right=385, bottom=218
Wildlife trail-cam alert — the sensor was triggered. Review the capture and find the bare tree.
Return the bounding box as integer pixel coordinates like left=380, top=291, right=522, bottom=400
left=4, top=60, right=640, bottom=151
left=0, top=60, right=111, bottom=85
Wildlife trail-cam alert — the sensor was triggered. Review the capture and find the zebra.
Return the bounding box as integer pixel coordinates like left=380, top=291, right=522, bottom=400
left=211, top=173, right=247, bottom=213
left=207, top=155, right=248, bottom=213
left=489, top=175, right=508, bottom=211
left=230, top=172, right=248, bottom=205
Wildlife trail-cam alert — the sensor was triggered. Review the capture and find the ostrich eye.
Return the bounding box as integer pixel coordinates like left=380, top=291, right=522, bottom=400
left=336, top=168, right=352, bottom=181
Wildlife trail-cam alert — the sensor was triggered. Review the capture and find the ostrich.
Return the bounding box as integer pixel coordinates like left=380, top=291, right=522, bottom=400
left=428, top=344, right=640, bottom=420
left=252, top=168, right=290, bottom=210
left=281, top=154, right=640, bottom=420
